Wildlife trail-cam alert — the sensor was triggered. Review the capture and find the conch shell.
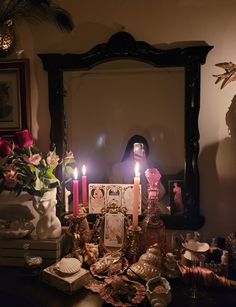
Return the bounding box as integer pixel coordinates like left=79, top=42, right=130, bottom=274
left=127, top=244, right=162, bottom=282
left=82, top=243, right=99, bottom=265
left=177, top=262, right=236, bottom=289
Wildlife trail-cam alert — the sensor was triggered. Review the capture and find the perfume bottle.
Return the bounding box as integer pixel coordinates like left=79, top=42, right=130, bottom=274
left=139, top=168, right=166, bottom=255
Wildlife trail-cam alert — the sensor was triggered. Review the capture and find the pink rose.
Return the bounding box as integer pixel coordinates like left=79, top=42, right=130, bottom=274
left=15, top=129, right=34, bottom=148
left=64, top=150, right=74, bottom=159
left=0, top=138, right=13, bottom=157
left=46, top=151, right=59, bottom=166
left=23, top=153, right=41, bottom=166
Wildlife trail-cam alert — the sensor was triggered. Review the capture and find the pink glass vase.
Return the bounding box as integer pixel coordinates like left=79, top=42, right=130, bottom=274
left=139, top=168, right=166, bottom=255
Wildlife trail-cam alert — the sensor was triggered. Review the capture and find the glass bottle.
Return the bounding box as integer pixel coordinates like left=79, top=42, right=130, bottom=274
left=139, top=168, right=166, bottom=255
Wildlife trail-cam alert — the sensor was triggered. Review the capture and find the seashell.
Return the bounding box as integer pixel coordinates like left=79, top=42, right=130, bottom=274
left=99, top=275, right=146, bottom=306
left=177, top=262, right=236, bottom=289
left=183, top=250, right=205, bottom=262
left=127, top=261, right=161, bottom=282
left=90, top=253, right=129, bottom=279
left=146, top=276, right=172, bottom=307
left=162, top=253, right=180, bottom=279
left=146, top=244, right=162, bottom=257
left=139, top=252, right=162, bottom=267
left=182, top=240, right=210, bottom=253
left=55, top=257, right=81, bottom=276
left=82, top=243, right=99, bottom=265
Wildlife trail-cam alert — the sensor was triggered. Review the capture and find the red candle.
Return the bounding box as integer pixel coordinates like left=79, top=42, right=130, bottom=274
left=73, top=167, right=79, bottom=216
left=133, top=162, right=140, bottom=229
left=82, top=164, right=87, bottom=206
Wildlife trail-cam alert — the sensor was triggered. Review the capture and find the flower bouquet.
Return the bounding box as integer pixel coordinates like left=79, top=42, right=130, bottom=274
left=0, top=129, right=75, bottom=197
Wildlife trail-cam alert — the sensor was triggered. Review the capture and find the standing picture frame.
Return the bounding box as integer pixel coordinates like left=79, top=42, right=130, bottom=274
left=0, top=59, right=30, bottom=137
left=88, top=183, right=142, bottom=215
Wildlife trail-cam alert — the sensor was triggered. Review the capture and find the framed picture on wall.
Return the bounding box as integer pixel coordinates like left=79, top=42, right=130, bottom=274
left=0, top=59, right=30, bottom=137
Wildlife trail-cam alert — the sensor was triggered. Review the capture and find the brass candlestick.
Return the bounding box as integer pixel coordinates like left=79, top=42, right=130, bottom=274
left=64, top=208, right=91, bottom=259
left=126, top=225, right=142, bottom=264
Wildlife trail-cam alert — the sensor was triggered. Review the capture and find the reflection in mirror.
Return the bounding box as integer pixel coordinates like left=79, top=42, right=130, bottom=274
left=38, top=31, right=213, bottom=229
left=64, top=63, right=184, bottom=183
left=64, top=63, right=185, bottom=214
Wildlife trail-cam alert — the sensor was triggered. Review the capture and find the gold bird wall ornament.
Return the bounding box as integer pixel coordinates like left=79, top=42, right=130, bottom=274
left=213, top=62, right=236, bottom=89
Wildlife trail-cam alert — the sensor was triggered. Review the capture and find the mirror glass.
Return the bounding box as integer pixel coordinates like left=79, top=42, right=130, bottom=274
left=64, top=62, right=184, bottom=191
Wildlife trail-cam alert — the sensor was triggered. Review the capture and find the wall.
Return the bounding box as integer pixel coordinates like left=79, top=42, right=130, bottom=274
left=5, top=0, right=236, bottom=242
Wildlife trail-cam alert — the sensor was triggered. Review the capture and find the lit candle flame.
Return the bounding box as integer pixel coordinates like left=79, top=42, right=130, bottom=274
left=82, top=164, right=86, bottom=176
left=73, top=167, right=78, bottom=180
left=134, top=162, right=140, bottom=177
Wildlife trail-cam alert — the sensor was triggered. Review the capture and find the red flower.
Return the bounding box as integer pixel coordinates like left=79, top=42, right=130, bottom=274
left=15, top=129, right=34, bottom=148
left=3, top=165, right=20, bottom=188
left=0, top=138, right=13, bottom=157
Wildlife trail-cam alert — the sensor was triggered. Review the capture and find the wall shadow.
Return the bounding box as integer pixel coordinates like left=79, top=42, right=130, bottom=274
left=199, top=95, right=236, bottom=238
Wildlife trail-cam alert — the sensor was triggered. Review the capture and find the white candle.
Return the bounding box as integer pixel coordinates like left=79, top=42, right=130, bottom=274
left=73, top=167, right=79, bottom=216
left=133, top=161, right=140, bottom=229
left=64, top=187, right=71, bottom=213
left=82, top=164, right=87, bottom=206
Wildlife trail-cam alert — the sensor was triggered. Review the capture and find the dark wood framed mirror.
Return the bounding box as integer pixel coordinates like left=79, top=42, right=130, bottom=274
left=38, top=31, right=213, bottom=229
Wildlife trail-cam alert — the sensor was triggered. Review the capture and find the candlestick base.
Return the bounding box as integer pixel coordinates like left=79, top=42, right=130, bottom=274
left=64, top=209, right=91, bottom=259
left=125, top=225, right=142, bottom=264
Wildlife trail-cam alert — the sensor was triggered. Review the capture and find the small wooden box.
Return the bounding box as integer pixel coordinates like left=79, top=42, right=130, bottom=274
left=41, top=264, right=91, bottom=295
left=0, top=236, right=64, bottom=267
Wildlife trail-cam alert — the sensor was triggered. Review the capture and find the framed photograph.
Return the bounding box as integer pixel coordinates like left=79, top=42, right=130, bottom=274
left=104, top=213, right=124, bottom=248
left=0, top=59, right=30, bottom=136
left=169, top=180, right=185, bottom=215
left=89, top=184, right=106, bottom=214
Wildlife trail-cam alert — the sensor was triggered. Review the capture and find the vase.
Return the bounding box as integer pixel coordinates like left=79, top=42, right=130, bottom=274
left=33, top=188, right=61, bottom=240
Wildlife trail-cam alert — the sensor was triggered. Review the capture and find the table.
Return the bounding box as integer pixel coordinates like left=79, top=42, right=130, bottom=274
left=0, top=267, right=236, bottom=307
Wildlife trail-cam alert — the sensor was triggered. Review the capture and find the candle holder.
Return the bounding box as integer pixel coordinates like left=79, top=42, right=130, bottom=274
left=64, top=208, right=91, bottom=259
left=125, top=225, right=142, bottom=264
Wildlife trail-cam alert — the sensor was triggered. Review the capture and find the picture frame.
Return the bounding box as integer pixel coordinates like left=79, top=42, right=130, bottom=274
left=169, top=180, right=185, bottom=216
left=88, top=183, right=142, bottom=215
left=0, top=59, right=30, bottom=136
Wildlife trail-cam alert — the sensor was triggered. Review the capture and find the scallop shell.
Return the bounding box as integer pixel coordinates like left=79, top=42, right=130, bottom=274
left=182, top=240, right=210, bottom=253
left=90, top=254, right=129, bottom=279
left=56, top=257, right=81, bottom=275
left=99, top=275, right=146, bottom=306
left=183, top=250, right=204, bottom=262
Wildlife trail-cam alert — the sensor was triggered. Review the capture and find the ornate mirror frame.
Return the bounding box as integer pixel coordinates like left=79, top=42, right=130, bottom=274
left=38, top=31, right=213, bottom=230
